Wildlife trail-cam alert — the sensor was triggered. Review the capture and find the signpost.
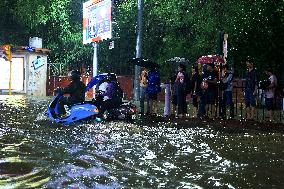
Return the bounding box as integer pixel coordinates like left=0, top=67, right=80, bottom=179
left=83, top=0, right=112, bottom=44
left=83, top=0, right=112, bottom=96
left=1, top=45, right=13, bottom=95
left=223, top=33, right=228, bottom=63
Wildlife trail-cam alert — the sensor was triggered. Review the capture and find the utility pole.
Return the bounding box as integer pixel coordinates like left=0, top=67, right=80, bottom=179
left=9, top=60, right=12, bottom=95
left=92, top=42, right=98, bottom=97
left=134, top=0, right=143, bottom=101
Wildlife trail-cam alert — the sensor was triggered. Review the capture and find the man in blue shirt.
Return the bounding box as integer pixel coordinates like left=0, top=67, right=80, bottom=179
left=244, top=58, right=258, bottom=120
left=221, top=65, right=234, bottom=119
left=146, top=67, right=161, bottom=116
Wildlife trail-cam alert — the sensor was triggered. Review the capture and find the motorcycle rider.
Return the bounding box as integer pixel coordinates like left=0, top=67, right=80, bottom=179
left=56, top=70, right=86, bottom=116
left=96, top=74, right=123, bottom=115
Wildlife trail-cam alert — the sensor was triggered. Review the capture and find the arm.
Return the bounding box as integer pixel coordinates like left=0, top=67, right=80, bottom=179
left=253, top=70, right=259, bottom=95
left=222, top=74, right=233, bottom=83
left=193, top=81, right=197, bottom=94
left=62, top=82, right=76, bottom=94
left=208, top=78, right=217, bottom=84
left=207, top=72, right=218, bottom=84
left=267, top=76, right=276, bottom=89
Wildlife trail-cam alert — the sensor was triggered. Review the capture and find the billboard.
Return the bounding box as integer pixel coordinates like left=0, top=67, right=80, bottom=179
left=83, top=0, right=112, bottom=44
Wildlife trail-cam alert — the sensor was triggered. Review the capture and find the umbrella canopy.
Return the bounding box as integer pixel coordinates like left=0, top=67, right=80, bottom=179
left=131, top=58, right=159, bottom=69
left=196, top=55, right=224, bottom=64
left=166, top=57, right=189, bottom=65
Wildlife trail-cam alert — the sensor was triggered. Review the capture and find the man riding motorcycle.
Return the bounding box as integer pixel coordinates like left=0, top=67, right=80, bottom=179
left=56, top=70, right=86, bottom=116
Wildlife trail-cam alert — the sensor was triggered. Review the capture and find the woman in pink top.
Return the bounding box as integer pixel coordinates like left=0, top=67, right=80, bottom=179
left=264, top=68, right=277, bottom=121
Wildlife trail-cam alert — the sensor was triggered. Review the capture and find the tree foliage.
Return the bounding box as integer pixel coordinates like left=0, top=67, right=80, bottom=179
left=0, top=0, right=283, bottom=78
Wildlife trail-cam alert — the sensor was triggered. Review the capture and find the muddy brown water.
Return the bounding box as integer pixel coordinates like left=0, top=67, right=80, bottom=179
left=0, top=95, right=283, bottom=188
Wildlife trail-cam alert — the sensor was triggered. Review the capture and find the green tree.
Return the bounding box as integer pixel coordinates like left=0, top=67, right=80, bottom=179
left=0, top=0, right=283, bottom=79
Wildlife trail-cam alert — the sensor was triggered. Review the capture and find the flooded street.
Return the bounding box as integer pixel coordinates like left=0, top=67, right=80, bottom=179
left=0, top=95, right=284, bottom=188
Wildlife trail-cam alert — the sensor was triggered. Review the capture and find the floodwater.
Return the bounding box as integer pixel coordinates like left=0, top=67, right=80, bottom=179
left=0, top=95, right=283, bottom=189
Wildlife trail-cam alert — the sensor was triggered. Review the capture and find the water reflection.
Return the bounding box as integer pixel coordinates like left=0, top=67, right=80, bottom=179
left=0, top=95, right=283, bottom=188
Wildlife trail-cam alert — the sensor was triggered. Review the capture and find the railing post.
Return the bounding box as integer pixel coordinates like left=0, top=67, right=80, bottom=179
left=161, top=83, right=170, bottom=117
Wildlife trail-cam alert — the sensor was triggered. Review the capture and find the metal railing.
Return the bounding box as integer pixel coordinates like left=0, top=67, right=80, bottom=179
left=204, top=79, right=284, bottom=123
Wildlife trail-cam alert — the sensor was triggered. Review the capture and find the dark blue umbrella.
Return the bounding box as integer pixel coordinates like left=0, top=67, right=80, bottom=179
left=131, top=58, right=159, bottom=69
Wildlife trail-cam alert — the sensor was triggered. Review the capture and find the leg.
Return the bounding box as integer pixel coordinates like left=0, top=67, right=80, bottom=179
left=153, top=100, right=157, bottom=115
left=246, top=107, right=251, bottom=119
left=146, top=94, right=150, bottom=114
left=139, top=86, right=146, bottom=114
left=172, top=105, right=176, bottom=116
left=172, top=95, right=177, bottom=116
left=198, top=92, right=206, bottom=117
left=182, top=94, right=187, bottom=117
left=228, top=91, right=234, bottom=118
left=177, top=92, right=186, bottom=118
left=57, top=97, right=70, bottom=115
left=139, top=98, right=145, bottom=114
left=148, top=99, right=153, bottom=114
left=229, top=103, right=234, bottom=118
left=222, top=92, right=227, bottom=119
left=207, top=91, right=216, bottom=118
left=177, top=93, right=183, bottom=117
left=218, top=94, right=223, bottom=118
left=152, top=93, right=158, bottom=115
left=265, top=98, right=274, bottom=121
left=192, top=95, right=198, bottom=118
left=268, top=109, right=273, bottom=121
left=251, top=107, right=255, bottom=120
left=147, top=94, right=154, bottom=115
left=250, top=93, right=256, bottom=120
left=244, top=89, right=252, bottom=119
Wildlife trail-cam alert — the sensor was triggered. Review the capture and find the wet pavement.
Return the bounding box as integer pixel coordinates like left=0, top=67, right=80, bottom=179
left=0, top=95, right=284, bottom=188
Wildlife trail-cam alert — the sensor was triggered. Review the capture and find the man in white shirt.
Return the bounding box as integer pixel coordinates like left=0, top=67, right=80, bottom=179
left=264, top=68, right=277, bottom=121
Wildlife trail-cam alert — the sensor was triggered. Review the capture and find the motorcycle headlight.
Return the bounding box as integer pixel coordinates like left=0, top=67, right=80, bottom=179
left=93, top=108, right=99, bottom=113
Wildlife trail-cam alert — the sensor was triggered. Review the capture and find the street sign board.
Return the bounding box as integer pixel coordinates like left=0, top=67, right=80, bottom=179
left=83, top=0, right=112, bottom=44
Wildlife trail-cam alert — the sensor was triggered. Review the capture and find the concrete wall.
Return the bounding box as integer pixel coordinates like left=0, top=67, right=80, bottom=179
left=26, top=53, right=47, bottom=96
left=0, top=51, right=48, bottom=96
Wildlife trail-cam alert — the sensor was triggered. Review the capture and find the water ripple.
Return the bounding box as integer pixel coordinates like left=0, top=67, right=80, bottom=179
left=0, top=95, right=283, bottom=188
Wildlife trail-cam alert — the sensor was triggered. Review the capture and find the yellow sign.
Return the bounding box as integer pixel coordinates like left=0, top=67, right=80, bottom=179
left=3, top=45, right=12, bottom=62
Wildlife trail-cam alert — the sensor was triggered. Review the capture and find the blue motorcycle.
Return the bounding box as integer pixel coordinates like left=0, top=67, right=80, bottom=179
left=46, top=73, right=136, bottom=125
left=46, top=93, right=100, bottom=124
